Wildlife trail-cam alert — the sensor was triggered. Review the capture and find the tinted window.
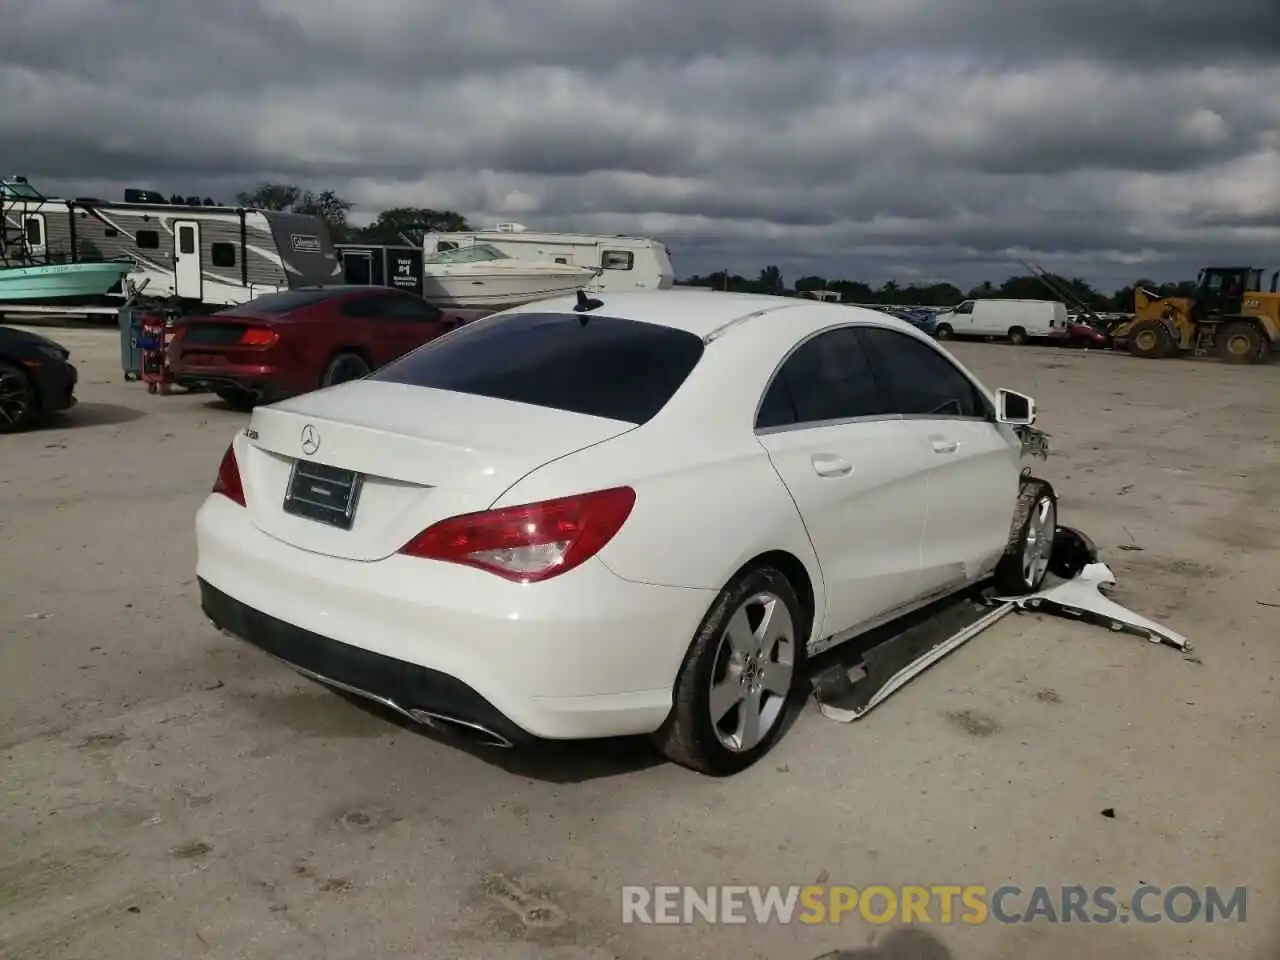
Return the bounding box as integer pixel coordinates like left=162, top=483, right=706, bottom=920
left=380, top=292, right=442, bottom=321
left=178, top=227, right=196, bottom=255
left=756, top=327, right=888, bottom=429
left=136, top=229, right=160, bottom=249
left=340, top=294, right=386, bottom=318
left=217, top=289, right=335, bottom=315
left=856, top=327, right=987, bottom=418
left=371, top=312, right=704, bottom=424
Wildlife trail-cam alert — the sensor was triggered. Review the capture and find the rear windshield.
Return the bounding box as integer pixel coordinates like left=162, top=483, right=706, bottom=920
left=370, top=312, right=704, bottom=424
left=217, top=289, right=334, bottom=315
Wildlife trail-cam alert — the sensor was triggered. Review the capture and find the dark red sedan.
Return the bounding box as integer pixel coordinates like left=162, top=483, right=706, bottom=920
left=169, top=286, right=485, bottom=409
left=1065, top=321, right=1110, bottom=348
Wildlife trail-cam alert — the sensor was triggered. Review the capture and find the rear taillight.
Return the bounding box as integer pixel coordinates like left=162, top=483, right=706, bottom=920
left=398, top=486, right=636, bottom=582
left=211, top=442, right=246, bottom=506
left=240, top=327, right=278, bottom=347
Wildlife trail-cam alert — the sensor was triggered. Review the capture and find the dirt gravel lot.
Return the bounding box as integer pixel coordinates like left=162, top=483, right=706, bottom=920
left=2, top=325, right=1278, bottom=960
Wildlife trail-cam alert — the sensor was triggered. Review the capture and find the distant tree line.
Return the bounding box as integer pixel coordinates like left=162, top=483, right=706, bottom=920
left=232, top=182, right=471, bottom=244
left=680, top=267, right=1201, bottom=313
left=230, top=181, right=1198, bottom=312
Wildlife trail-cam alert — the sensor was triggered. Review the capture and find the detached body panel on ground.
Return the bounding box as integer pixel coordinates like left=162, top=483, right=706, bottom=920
left=193, top=290, right=1042, bottom=773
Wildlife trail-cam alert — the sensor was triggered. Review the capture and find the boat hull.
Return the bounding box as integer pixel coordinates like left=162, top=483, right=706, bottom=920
left=421, top=266, right=598, bottom=308
left=0, top=262, right=134, bottom=303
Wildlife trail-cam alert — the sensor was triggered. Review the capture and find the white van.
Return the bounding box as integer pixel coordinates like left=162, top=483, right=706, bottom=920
left=934, top=299, right=1069, bottom=344
left=420, top=223, right=676, bottom=295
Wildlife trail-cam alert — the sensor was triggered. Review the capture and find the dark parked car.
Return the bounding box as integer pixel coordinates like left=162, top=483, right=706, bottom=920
left=893, top=309, right=938, bottom=336
left=0, top=325, right=77, bottom=433
left=168, top=286, right=484, bottom=410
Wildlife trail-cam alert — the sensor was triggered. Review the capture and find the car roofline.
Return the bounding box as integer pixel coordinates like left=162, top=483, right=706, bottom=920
left=701, top=303, right=809, bottom=344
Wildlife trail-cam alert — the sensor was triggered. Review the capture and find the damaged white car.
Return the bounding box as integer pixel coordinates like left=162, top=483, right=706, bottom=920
left=196, top=289, right=1064, bottom=776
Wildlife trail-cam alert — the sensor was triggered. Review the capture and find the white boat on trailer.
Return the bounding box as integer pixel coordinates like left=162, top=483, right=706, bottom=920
left=418, top=243, right=598, bottom=308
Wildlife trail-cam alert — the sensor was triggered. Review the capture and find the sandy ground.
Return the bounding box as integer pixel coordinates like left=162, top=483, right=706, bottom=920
left=1, top=325, right=1278, bottom=960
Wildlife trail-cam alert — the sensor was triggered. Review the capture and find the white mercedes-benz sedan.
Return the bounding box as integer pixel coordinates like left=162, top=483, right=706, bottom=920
left=196, top=289, right=1055, bottom=775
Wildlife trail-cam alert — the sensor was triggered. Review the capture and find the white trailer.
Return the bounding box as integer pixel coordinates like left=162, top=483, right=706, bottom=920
left=933, top=299, right=1069, bottom=344
left=420, top=223, right=675, bottom=295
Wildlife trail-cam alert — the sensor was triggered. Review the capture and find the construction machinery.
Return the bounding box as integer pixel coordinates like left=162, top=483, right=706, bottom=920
left=1112, top=267, right=1280, bottom=364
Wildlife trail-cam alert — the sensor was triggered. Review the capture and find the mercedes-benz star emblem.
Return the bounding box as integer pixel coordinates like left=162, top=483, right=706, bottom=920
left=299, top=424, right=321, bottom=456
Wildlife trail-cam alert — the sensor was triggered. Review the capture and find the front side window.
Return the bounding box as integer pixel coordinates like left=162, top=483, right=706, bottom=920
left=856, top=327, right=988, bottom=418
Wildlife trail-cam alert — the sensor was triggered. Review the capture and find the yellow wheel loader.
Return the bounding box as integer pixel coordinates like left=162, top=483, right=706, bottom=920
left=1114, top=267, right=1280, bottom=364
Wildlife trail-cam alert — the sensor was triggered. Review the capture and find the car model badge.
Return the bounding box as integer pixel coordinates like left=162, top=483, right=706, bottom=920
left=299, top=424, right=321, bottom=456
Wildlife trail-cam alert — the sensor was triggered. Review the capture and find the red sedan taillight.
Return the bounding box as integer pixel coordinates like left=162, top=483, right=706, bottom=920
left=211, top=443, right=246, bottom=506
left=398, top=487, right=636, bottom=582
left=239, top=326, right=278, bottom=347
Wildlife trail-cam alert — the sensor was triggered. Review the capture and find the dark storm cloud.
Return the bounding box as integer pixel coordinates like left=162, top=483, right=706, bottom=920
left=3, top=0, right=1278, bottom=287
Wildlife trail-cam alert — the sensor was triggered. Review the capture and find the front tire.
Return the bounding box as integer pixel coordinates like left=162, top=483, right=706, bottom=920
left=994, top=477, right=1057, bottom=595
left=934, top=323, right=954, bottom=341
left=654, top=567, right=805, bottom=776
left=1127, top=320, right=1173, bottom=359
left=0, top=360, right=38, bottom=434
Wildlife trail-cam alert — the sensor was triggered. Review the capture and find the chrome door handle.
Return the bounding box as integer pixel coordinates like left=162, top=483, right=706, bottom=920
left=930, top=438, right=959, bottom=454
left=811, top=454, right=853, bottom=477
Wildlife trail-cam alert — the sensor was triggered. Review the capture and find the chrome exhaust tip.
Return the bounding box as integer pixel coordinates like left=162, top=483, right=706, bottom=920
left=407, top=708, right=514, bottom=748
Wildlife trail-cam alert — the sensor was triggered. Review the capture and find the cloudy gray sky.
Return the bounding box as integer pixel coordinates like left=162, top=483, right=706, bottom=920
left=4, top=0, right=1279, bottom=291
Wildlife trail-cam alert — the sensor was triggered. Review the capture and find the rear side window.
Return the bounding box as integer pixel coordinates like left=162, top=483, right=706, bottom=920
left=218, top=289, right=334, bottom=315
left=371, top=312, right=704, bottom=424
left=756, top=326, right=888, bottom=429
left=856, top=327, right=988, bottom=418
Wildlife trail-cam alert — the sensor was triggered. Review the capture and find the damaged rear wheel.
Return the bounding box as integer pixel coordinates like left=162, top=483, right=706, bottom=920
left=994, top=477, right=1057, bottom=595
left=654, top=566, right=804, bottom=776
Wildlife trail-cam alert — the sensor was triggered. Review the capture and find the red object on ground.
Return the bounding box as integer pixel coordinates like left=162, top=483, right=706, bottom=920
left=139, top=313, right=177, bottom=394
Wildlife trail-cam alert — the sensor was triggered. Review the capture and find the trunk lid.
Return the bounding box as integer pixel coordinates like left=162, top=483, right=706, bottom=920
left=178, top=317, right=261, bottom=347
left=240, top=379, right=635, bottom=561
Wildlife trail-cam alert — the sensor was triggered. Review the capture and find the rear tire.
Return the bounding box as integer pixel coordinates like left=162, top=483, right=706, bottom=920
left=1127, top=320, right=1174, bottom=359
left=934, top=323, right=954, bottom=341
left=0, top=360, right=38, bottom=434
left=993, top=477, right=1057, bottom=596
left=653, top=567, right=806, bottom=776
left=215, top=386, right=257, bottom=411
left=321, top=352, right=371, bottom=387
left=1216, top=322, right=1264, bottom=365
left=1008, top=327, right=1028, bottom=346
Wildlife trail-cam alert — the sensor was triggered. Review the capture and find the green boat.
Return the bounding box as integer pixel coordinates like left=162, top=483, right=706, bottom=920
left=2, top=175, right=135, bottom=304
left=0, top=260, right=134, bottom=303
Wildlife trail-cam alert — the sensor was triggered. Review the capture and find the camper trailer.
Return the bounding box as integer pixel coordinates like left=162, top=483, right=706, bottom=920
left=0, top=179, right=341, bottom=310
left=419, top=223, right=676, bottom=295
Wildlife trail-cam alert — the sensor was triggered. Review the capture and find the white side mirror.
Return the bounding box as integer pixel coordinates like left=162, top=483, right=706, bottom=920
left=995, top=388, right=1036, bottom=425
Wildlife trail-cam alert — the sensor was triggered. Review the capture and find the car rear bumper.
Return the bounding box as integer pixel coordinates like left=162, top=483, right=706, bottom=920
left=199, top=578, right=532, bottom=745
left=171, top=360, right=288, bottom=399
left=194, top=494, right=713, bottom=740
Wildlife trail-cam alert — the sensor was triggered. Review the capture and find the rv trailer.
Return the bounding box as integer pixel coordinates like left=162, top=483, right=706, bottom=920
left=419, top=222, right=676, bottom=295
left=1, top=178, right=341, bottom=313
